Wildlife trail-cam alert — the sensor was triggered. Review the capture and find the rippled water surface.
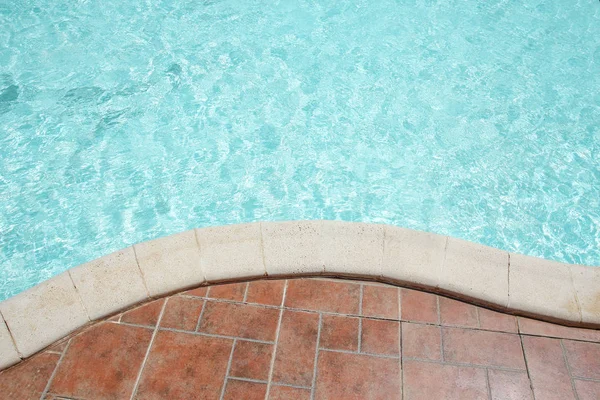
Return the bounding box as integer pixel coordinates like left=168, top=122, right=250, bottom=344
left=1, top=0, right=600, bottom=299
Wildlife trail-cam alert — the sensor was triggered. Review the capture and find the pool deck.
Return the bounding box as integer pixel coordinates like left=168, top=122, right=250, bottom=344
left=0, top=220, right=599, bottom=398
left=1, top=277, right=600, bottom=399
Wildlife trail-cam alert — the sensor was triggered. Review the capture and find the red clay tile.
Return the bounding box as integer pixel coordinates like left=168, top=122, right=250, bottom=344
left=184, top=286, right=208, bottom=297
left=8, top=278, right=599, bottom=400
left=285, top=279, right=360, bottom=314
left=199, top=301, right=280, bottom=341
left=401, top=322, right=442, bottom=361
left=229, top=340, right=273, bottom=381
left=478, top=307, right=518, bottom=333
left=272, top=310, right=319, bottom=386
left=521, top=336, right=577, bottom=400
left=562, top=340, right=600, bottom=380
left=246, top=280, right=285, bottom=306
left=439, top=297, right=478, bottom=328
left=223, top=379, right=267, bottom=400
left=121, top=299, right=165, bottom=327
left=403, top=360, right=488, bottom=400
left=518, top=317, right=600, bottom=342
left=361, top=284, right=399, bottom=319
left=575, top=380, right=600, bottom=400
left=50, top=323, right=152, bottom=400
left=134, top=330, right=232, bottom=399
left=320, top=314, right=359, bottom=351
left=269, top=385, right=311, bottom=399
left=315, top=351, right=401, bottom=400
left=208, top=282, right=247, bottom=301
left=159, top=296, right=204, bottom=331
left=442, top=327, right=525, bottom=369
left=488, top=369, right=533, bottom=400
left=0, top=353, right=60, bottom=399
left=400, top=288, right=438, bottom=324
left=361, top=318, right=400, bottom=356
left=45, top=394, right=88, bottom=400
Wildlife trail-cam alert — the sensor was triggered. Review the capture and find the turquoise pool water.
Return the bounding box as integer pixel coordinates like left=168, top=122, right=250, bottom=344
left=1, top=0, right=599, bottom=300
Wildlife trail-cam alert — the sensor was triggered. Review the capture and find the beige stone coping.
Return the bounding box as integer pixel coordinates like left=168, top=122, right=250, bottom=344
left=0, top=220, right=598, bottom=370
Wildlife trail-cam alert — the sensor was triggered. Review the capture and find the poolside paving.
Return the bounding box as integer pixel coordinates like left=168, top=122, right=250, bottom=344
left=1, top=278, right=599, bottom=400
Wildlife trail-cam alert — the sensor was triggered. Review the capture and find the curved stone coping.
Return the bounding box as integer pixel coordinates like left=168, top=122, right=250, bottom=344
left=0, top=220, right=598, bottom=370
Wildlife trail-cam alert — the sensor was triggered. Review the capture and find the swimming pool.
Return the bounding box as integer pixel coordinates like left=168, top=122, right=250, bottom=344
left=1, top=0, right=599, bottom=300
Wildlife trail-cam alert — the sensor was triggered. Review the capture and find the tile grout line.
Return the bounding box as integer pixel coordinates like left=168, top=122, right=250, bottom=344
left=401, top=356, right=527, bottom=372
left=398, top=287, right=402, bottom=321
left=39, top=339, right=72, bottom=400
left=510, top=315, right=518, bottom=333
left=180, top=294, right=281, bottom=308
left=560, top=339, right=581, bottom=400
left=228, top=376, right=267, bottom=384
left=178, top=294, right=416, bottom=324
left=358, top=318, right=363, bottom=353
left=119, top=321, right=278, bottom=344
left=436, top=295, right=441, bottom=325
left=271, top=382, right=313, bottom=390
left=310, top=313, right=323, bottom=400
left=359, top=283, right=364, bottom=316
left=440, top=326, right=445, bottom=362
left=163, top=326, right=276, bottom=344
left=572, top=376, right=600, bottom=383
left=358, top=284, right=364, bottom=352
left=194, top=298, right=208, bottom=332
left=485, top=368, right=493, bottom=400
left=118, top=321, right=159, bottom=331
left=129, top=298, right=168, bottom=400
left=518, top=332, right=600, bottom=345
left=243, top=282, right=249, bottom=303
left=316, top=345, right=402, bottom=360
left=229, top=376, right=308, bottom=385
left=399, top=289, right=404, bottom=400
left=320, top=348, right=400, bottom=360
left=219, top=339, right=237, bottom=400
left=518, top=334, right=536, bottom=400
left=265, top=280, right=288, bottom=399
left=280, top=280, right=288, bottom=308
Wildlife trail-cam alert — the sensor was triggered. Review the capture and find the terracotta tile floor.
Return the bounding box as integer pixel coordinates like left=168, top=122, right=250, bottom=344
left=1, top=278, right=600, bottom=400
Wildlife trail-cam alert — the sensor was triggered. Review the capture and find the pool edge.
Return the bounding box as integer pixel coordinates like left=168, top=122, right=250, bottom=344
left=0, top=220, right=598, bottom=370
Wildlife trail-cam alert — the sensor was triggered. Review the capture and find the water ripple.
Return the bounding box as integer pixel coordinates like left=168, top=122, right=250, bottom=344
left=0, top=0, right=599, bottom=300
